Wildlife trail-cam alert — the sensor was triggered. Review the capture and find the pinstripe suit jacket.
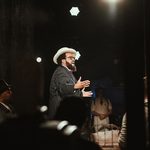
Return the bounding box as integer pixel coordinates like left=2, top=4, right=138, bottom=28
left=48, top=65, right=82, bottom=119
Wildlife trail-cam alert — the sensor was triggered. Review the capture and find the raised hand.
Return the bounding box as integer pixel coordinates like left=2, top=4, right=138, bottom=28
left=74, top=76, right=90, bottom=89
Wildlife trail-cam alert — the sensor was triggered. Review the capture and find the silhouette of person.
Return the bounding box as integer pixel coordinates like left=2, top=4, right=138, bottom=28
left=91, top=87, right=112, bottom=132
left=54, top=96, right=89, bottom=130
left=0, top=79, right=16, bottom=123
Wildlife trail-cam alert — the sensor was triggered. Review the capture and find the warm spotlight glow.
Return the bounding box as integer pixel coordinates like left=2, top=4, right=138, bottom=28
left=144, top=96, right=148, bottom=104
left=102, top=0, right=123, bottom=3
left=69, top=7, right=80, bottom=16
left=101, top=0, right=123, bottom=19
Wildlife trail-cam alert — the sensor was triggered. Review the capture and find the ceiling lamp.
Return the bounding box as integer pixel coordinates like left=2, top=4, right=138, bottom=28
left=69, top=7, right=80, bottom=16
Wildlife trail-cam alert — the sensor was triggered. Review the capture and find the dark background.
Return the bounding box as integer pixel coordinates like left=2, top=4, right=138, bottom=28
left=0, top=0, right=149, bottom=148
left=0, top=0, right=128, bottom=113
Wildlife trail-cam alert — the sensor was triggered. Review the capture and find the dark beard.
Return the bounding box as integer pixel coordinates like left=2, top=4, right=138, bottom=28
left=66, top=62, right=77, bottom=72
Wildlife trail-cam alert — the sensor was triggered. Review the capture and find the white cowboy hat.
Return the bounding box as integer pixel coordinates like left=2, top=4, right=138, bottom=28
left=53, top=47, right=81, bottom=64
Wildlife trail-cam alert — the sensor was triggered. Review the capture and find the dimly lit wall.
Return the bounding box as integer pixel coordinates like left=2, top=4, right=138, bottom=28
left=0, top=0, right=44, bottom=114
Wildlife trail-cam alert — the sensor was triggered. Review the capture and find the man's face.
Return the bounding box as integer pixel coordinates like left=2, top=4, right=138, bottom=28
left=65, top=52, right=76, bottom=71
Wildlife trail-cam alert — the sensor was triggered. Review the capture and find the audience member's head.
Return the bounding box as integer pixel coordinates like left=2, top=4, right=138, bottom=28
left=95, top=86, right=105, bottom=98
left=54, top=96, right=89, bottom=129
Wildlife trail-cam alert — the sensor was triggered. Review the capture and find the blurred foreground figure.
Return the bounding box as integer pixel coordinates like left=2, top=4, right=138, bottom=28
left=0, top=79, right=16, bottom=123
left=0, top=112, right=102, bottom=150
left=118, top=113, right=127, bottom=150
left=54, top=96, right=91, bottom=139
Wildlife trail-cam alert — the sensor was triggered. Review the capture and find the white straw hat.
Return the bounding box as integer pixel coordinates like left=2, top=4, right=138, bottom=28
left=53, top=47, right=81, bottom=64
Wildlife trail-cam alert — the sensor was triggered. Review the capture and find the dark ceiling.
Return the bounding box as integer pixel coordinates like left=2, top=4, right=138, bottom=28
left=29, top=0, right=146, bottom=86
left=31, top=1, right=128, bottom=83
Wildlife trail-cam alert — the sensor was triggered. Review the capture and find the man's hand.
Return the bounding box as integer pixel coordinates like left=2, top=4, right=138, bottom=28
left=82, top=88, right=93, bottom=97
left=74, top=76, right=90, bottom=89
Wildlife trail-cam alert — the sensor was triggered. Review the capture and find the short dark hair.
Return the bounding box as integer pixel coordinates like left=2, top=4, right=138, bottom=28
left=95, top=86, right=105, bottom=98
left=57, top=53, right=66, bottom=65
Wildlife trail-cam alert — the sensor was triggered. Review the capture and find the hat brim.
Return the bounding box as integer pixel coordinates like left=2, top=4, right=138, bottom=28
left=53, top=47, right=77, bottom=64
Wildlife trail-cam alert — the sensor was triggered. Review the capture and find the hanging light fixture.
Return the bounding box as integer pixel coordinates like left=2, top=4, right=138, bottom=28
left=69, top=7, right=80, bottom=16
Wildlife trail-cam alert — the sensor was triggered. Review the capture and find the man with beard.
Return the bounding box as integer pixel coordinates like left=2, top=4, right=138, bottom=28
left=48, top=47, right=93, bottom=119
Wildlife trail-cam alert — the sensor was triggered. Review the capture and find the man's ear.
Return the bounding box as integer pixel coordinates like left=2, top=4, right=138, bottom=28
left=61, top=59, right=66, bottom=64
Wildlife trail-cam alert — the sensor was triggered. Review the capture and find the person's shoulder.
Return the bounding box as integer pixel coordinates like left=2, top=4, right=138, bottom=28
left=52, top=66, right=64, bottom=75
left=55, top=66, right=67, bottom=72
